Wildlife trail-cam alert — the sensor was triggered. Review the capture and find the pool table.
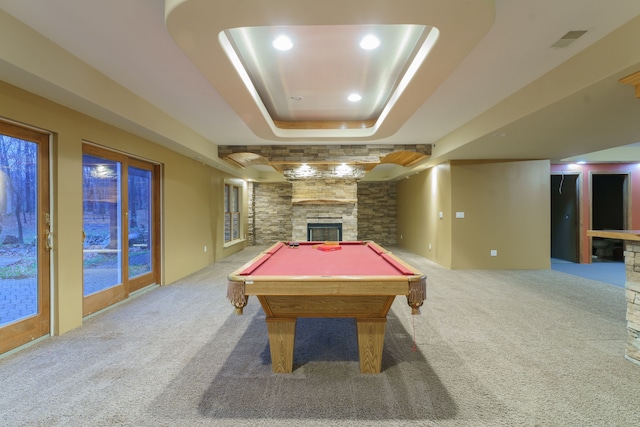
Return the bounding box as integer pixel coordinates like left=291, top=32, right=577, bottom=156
left=227, top=241, right=427, bottom=374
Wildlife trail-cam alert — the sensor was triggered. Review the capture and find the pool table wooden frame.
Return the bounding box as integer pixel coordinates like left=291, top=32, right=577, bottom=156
left=227, top=241, right=427, bottom=374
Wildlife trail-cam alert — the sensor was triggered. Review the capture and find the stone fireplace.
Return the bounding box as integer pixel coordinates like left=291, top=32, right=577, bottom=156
left=223, top=144, right=423, bottom=246
left=290, top=178, right=358, bottom=242
left=249, top=179, right=398, bottom=247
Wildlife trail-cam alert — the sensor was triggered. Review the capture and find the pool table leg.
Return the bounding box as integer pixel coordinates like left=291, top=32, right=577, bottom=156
left=356, top=318, right=387, bottom=374
left=266, top=318, right=297, bottom=373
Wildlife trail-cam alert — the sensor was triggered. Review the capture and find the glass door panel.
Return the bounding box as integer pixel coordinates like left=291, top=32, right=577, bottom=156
left=82, top=150, right=126, bottom=316
left=82, top=154, right=122, bottom=295
left=128, top=166, right=152, bottom=278
left=0, top=137, right=39, bottom=322
left=128, top=159, right=159, bottom=292
left=0, top=121, right=50, bottom=354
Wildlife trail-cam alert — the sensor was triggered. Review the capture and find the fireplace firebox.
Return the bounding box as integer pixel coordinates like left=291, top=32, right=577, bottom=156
left=307, top=223, right=342, bottom=241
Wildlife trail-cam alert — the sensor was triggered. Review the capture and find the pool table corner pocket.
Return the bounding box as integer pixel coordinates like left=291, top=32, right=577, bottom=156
left=227, top=279, right=248, bottom=315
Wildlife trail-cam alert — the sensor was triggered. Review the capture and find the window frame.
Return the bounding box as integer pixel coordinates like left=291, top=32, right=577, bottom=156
left=224, top=180, right=243, bottom=244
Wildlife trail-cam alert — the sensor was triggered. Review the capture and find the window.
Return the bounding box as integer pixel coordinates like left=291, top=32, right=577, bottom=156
left=225, top=183, right=241, bottom=242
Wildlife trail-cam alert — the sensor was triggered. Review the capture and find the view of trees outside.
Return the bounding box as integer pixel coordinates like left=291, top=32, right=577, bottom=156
left=82, top=155, right=122, bottom=296
left=0, top=135, right=38, bottom=326
left=82, top=156, right=153, bottom=296
left=127, top=166, right=152, bottom=278
left=0, top=140, right=154, bottom=327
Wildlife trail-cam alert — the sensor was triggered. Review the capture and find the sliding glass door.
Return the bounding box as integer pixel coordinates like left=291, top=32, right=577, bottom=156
left=0, top=120, right=50, bottom=354
left=82, top=145, right=159, bottom=316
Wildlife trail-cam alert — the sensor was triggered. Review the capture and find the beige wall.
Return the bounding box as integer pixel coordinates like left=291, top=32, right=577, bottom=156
left=0, top=80, right=246, bottom=335
left=397, top=163, right=452, bottom=267
left=398, top=159, right=550, bottom=270
left=450, top=160, right=550, bottom=269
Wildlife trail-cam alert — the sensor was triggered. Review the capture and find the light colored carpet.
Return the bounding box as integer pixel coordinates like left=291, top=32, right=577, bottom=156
left=1, top=246, right=639, bottom=426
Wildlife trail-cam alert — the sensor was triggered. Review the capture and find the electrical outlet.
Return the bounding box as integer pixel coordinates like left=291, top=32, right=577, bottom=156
left=429, top=243, right=432, bottom=250
left=204, top=245, right=207, bottom=252
left=490, top=250, right=497, bottom=256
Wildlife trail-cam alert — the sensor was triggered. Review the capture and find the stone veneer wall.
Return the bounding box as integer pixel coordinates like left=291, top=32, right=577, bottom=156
left=224, top=144, right=423, bottom=246
left=249, top=180, right=398, bottom=245
left=625, top=242, right=640, bottom=365
left=291, top=179, right=358, bottom=241
left=357, top=182, right=397, bottom=246
left=292, top=178, right=357, bottom=201
left=251, top=182, right=292, bottom=245
left=247, top=182, right=254, bottom=245
left=219, top=144, right=431, bottom=164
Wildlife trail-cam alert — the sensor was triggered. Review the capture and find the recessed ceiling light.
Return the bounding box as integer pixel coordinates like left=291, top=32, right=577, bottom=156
left=272, top=35, right=293, bottom=51
left=219, top=23, right=442, bottom=136
left=348, top=93, right=362, bottom=102
left=360, top=34, right=380, bottom=50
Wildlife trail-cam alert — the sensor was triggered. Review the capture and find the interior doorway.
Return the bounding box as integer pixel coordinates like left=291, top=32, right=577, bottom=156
left=590, top=173, right=629, bottom=262
left=550, top=173, right=580, bottom=262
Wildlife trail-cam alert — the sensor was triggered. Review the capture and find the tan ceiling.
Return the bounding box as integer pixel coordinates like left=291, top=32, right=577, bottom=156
left=1, top=0, right=640, bottom=182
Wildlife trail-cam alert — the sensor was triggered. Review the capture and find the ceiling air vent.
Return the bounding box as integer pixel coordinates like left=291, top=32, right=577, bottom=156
left=551, top=30, right=588, bottom=48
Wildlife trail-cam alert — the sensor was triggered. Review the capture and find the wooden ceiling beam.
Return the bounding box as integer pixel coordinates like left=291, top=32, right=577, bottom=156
left=620, top=70, right=640, bottom=98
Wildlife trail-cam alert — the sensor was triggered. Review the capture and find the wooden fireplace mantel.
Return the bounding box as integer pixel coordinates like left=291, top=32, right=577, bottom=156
left=292, top=198, right=357, bottom=205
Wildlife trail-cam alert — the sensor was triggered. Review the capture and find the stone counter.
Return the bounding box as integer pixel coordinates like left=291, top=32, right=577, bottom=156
left=587, top=230, right=640, bottom=365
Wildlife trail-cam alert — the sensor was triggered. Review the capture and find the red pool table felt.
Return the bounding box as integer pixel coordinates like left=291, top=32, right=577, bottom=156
left=238, top=241, right=414, bottom=277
